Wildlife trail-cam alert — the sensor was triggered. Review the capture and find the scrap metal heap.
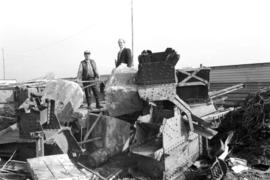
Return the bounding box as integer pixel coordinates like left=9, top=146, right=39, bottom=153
left=0, top=48, right=252, bottom=180
left=105, top=48, right=236, bottom=179
left=0, top=80, right=100, bottom=179
left=0, top=77, right=134, bottom=179
left=219, top=87, right=270, bottom=166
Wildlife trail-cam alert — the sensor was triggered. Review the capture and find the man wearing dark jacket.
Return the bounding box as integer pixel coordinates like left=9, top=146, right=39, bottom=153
left=115, top=39, right=133, bottom=67
left=77, top=50, right=102, bottom=109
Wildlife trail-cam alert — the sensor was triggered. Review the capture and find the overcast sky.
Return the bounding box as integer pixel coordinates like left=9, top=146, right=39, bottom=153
left=1, top=0, right=270, bottom=81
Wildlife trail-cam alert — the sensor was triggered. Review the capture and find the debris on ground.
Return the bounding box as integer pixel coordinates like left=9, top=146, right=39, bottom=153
left=27, top=154, right=100, bottom=180
left=207, top=87, right=270, bottom=179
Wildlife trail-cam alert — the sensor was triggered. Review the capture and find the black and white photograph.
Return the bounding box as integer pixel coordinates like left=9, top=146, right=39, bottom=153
left=1, top=0, right=270, bottom=179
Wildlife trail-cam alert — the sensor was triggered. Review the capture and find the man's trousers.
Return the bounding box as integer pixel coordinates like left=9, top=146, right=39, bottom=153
left=83, top=81, right=100, bottom=108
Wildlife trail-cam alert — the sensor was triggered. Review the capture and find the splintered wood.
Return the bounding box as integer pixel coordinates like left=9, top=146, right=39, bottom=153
left=27, top=154, right=89, bottom=180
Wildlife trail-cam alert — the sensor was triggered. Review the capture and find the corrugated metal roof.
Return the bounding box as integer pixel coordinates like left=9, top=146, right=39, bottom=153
left=211, top=62, right=270, bottom=69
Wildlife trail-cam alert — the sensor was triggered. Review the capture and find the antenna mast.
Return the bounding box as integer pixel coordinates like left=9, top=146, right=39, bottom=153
left=2, top=48, right=5, bottom=79
left=131, top=0, right=134, bottom=61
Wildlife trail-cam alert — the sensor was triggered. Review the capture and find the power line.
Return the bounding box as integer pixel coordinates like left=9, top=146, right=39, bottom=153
left=11, top=24, right=97, bottom=56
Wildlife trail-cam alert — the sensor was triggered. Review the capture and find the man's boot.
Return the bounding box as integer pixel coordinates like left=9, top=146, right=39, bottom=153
left=87, top=98, right=92, bottom=110
left=95, top=98, right=103, bottom=109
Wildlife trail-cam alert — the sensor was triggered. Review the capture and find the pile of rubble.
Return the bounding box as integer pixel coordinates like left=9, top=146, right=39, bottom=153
left=231, top=88, right=270, bottom=164
left=104, top=48, right=239, bottom=179
left=0, top=74, right=133, bottom=179
left=2, top=48, right=270, bottom=180
left=206, top=88, right=270, bottom=179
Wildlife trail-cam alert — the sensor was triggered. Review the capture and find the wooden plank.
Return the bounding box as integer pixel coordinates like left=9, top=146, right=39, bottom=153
left=27, top=157, right=55, bottom=180
left=27, top=154, right=88, bottom=180
left=55, top=155, right=85, bottom=178
left=0, top=102, right=15, bottom=104
left=77, top=162, right=107, bottom=180
left=43, top=155, right=72, bottom=179
left=0, top=87, right=15, bottom=90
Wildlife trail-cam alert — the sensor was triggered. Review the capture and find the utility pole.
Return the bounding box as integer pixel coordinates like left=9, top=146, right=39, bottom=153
left=2, top=48, right=5, bottom=80
left=131, top=0, right=134, bottom=62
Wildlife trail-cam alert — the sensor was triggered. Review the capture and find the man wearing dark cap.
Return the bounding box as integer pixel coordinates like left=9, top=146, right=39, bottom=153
left=115, top=38, right=133, bottom=67
left=77, top=50, right=102, bottom=109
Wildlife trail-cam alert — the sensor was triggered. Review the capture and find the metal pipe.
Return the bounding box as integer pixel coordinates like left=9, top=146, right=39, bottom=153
left=1, top=150, right=17, bottom=171
left=209, top=83, right=245, bottom=99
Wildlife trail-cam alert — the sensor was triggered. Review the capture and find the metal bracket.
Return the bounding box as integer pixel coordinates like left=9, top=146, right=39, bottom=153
left=30, top=131, right=44, bottom=157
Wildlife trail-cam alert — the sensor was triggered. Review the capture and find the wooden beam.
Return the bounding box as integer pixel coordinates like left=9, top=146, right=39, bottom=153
left=0, top=115, right=15, bottom=120
left=178, top=82, right=205, bottom=87
left=78, top=137, right=101, bottom=145
left=178, top=69, right=208, bottom=85
left=0, top=102, right=15, bottom=104
left=83, top=112, right=102, bottom=141
left=0, top=87, right=15, bottom=90
left=77, top=162, right=108, bottom=180
left=82, top=83, right=98, bottom=89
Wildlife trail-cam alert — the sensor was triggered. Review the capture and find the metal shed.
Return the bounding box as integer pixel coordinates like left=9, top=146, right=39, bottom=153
left=210, top=62, right=270, bottom=106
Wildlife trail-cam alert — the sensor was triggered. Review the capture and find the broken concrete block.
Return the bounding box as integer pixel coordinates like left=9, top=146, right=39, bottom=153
left=105, top=66, right=143, bottom=117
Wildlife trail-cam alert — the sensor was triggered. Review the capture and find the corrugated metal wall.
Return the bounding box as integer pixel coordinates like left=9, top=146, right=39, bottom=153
left=210, top=62, right=270, bottom=106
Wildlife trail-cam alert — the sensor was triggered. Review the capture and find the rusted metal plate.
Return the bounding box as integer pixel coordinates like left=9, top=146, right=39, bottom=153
left=162, top=108, right=200, bottom=180
left=46, top=128, right=82, bottom=158
left=84, top=114, right=130, bottom=157
left=138, top=83, right=176, bottom=101
left=162, top=108, right=185, bottom=154
left=190, top=102, right=216, bottom=117
left=136, top=62, right=176, bottom=85
left=136, top=48, right=179, bottom=85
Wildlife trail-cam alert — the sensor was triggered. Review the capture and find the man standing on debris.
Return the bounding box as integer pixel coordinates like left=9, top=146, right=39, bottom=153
left=77, top=50, right=102, bottom=109
left=115, top=38, right=133, bottom=67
